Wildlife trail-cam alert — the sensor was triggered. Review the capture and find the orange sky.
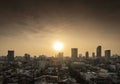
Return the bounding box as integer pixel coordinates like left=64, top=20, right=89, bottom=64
left=0, top=0, right=120, bottom=56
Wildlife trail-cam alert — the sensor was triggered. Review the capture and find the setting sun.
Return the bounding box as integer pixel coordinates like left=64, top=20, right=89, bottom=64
left=53, top=41, right=63, bottom=51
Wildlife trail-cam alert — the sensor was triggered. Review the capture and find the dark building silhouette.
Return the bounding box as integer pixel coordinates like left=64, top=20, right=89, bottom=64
left=58, top=52, right=64, bottom=61
left=92, top=52, right=95, bottom=58
left=58, top=52, right=64, bottom=63
left=96, top=46, right=102, bottom=57
left=79, top=54, right=82, bottom=58
left=7, top=50, right=14, bottom=61
left=58, top=52, right=64, bottom=58
left=24, top=53, right=30, bottom=61
left=71, top=48, right=78, bottom=59
left=85, top=51, right=89, bottom=58
left=105, top=50, right=111, bottom=58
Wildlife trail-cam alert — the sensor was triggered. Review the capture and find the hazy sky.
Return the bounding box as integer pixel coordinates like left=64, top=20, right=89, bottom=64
left=0, top=0, right=120, bottom=56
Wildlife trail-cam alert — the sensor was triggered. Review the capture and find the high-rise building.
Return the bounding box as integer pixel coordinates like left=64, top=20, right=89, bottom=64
left=96, top=45, right=102, bottom=57
left=105, top=50, right=111, bottom=58
left=79, top=54, right=82, bottom=58
left=92, top=52, right=95, bottom=58
left=58, top=52, right=64, bottom=63
left=71, top=48, right=78, bottom=59
left=85, top=51, right=89, bottom=58
left=7, top=50, right=14, bottom=61
left=79, top=54, right=83, bottom=61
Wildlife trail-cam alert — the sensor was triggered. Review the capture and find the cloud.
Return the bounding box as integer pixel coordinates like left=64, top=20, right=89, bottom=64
left=0, top=0, right=120, bottom=39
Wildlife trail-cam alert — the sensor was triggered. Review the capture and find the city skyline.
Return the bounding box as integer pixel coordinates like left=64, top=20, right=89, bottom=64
left=0, top=0, right=120, bottom=56
left=0, top=45, right=112, bottom=57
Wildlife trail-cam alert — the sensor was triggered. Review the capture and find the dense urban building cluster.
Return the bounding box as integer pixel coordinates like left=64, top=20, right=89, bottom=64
left=0, top=45, right=120, bottom=84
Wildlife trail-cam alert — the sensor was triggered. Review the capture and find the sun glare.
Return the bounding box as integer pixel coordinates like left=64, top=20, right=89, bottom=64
left=53, top=41, right=63, bottom=51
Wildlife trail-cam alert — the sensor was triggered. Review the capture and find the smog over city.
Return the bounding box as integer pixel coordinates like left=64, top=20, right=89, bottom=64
left=0, top=0, right=120, bottom=84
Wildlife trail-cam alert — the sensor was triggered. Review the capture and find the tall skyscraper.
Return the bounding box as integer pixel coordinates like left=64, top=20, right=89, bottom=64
left=96, top=45, right=102, bottom=57
left=7, top=50, right=14, bottom=61
left=105, top=50, right=111, bottom=58
left=85, top=51, right=89, bottom=58
left=71, top=48, right=78, bottom=59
